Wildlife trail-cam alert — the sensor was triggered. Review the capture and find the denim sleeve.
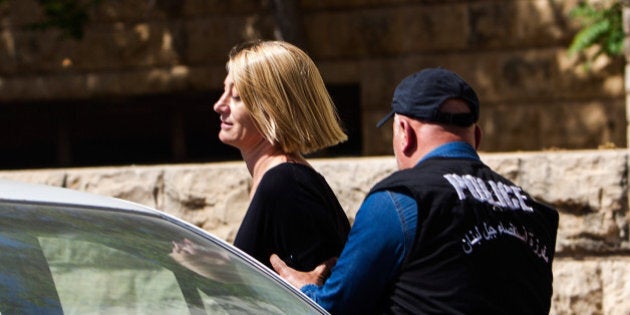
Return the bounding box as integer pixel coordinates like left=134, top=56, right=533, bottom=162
left=301, top=190, right=417, bottom=314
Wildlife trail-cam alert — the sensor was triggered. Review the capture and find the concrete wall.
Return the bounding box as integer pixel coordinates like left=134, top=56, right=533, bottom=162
left=0, top=0, right=625, bottom=155
left=0, top=149, right=628, bottom=314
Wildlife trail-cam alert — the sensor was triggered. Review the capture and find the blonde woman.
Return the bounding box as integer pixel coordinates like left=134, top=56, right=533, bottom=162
left=213, top=40, right=350, bottom=271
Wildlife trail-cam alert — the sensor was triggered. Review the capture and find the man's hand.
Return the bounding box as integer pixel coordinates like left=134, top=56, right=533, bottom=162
left=270, top=254, right=337, bottom=289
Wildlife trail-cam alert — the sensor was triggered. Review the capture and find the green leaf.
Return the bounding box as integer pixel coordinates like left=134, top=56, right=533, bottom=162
left=569, top=19, right=611, bottom=55
left=568, top=1, right=624, bottom=65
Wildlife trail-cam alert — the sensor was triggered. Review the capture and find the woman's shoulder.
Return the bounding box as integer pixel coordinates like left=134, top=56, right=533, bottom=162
left=261, top=162, right=322, bottom=184
left=256, top=163, right=332, bottom=201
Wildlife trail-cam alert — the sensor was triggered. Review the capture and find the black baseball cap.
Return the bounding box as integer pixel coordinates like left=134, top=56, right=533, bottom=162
left=376, top=68, right=479, bottom=128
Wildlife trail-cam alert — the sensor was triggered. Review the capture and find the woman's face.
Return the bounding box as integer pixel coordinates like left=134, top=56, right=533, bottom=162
left=213, top=73, right=264, bottom=150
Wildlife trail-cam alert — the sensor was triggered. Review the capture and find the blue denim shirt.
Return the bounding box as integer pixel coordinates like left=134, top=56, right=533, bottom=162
left=301, top=141, right=481, bottom=314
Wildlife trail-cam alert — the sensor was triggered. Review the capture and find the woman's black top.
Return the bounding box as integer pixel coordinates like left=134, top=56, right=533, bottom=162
left=233, top=163, right=351, bottom=271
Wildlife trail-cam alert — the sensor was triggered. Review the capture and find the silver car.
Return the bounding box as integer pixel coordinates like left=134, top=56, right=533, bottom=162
left=0, top=179, right=327, bottom=314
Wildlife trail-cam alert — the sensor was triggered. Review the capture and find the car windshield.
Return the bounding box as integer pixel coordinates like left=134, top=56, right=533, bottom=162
left=0, top=201, right=323, bottom=314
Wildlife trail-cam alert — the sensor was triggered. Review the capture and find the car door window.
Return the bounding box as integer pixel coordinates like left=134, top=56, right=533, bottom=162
left=40, top=237, right=188, bottom=315
left=0, top=202, right=324, bottom=315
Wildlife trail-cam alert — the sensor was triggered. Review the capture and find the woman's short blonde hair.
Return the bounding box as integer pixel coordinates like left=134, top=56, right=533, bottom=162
left=227, top=40, right=347, bottom=155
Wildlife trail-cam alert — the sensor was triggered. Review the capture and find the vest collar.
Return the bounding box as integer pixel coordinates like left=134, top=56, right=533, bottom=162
left=416, top=141, right=480, bottom=167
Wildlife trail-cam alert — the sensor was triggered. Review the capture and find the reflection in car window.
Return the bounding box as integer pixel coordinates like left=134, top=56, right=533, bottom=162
left=40, top=237, right=189, bottom=314
left=0, top=202, right=322, bottom=314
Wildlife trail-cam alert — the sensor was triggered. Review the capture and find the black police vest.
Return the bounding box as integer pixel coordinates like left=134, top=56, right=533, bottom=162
left=369, top=157, right=559, bottom=315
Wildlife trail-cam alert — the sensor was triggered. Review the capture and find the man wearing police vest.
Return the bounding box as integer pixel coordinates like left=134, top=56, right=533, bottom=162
left=271, top=68, right=559, bottom=314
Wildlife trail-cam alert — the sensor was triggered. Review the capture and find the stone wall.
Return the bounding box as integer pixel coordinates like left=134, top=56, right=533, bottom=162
left=0, top=149, right=628, bottom=314
left=0, top=0, right=625, bottom=155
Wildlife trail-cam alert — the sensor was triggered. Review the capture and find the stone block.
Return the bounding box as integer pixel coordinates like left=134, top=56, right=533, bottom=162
left=186, top=65, right=229, bottom=92
left=304, top=1, right=578, bottom=59
left=89, top=0, right=169, bottom=23
left=358, top=59, right=409, bottom=111
left=181, top=0, right=264, bottom=17
left=483, top=150, right=629, bottom=254
left=0, top=29, right=69, bottom=74
left=478, top=102, right=545, bottom=151
left=466, top=0, right=577, bottom=49
left=0, top=1, right=9, bottom=20
left=537, top=100, right=626, bottom=149
left=73, top=22, right=181, bottom=71
left=601, top=259, right=630, bottom=315
left=551, top=260, right=602, bottom=315
left=312, top=157, right=396, bottom=221
left=0, top=65, right=223, bottom=102
left=0, top=168, right=67, bottom=186
left=5, top=0, right=43, bottom=27
left=184, top=16, right=276, bottom=66
left=0, top=23, right=181, bottom=74
left=63, top=166, right=163, bottom=209
left=361, top=110, right=393, bottom=156
left=304, top=5, right=468, bottom=58
left=449, top=50, right=624, bottom=104
left=477, top=99, right=626, bottom=152
left=317, top=60, right=361, bottom=84
left=551, top=258, right=630, bottom=315
left=302, top=0, right=409, bottom=9
left=161, top=163, right=250, bottom=243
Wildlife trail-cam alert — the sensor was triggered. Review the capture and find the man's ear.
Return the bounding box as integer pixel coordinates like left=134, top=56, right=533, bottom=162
left=400, top=118, right=417, bottom=156
left=474, top=124, right=482, bottom=149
